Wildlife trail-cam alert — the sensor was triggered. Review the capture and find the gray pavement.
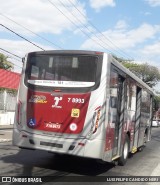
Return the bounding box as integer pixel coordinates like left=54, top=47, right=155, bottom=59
left=0, top=124, right=13, bottom=129
left=0, top=124, right=13, bottom=142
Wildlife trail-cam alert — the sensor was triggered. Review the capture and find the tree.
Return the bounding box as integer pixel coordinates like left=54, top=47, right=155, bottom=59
left=121, top=61, right=160, bottom=87
left=0, top=53, right=13, bottom=70
left=113, top=55, right=160, bottom=87
left=154, top=94, right=160, bottom=110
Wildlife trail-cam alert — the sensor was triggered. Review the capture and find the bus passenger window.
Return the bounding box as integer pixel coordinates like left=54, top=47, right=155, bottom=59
left=30, top=65, right=39, bottom=80
left=111, top=97, right=117, bottom=108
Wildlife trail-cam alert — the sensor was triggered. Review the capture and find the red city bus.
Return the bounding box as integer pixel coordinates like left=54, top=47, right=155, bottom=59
left=13, top=50, right=153, bottom=165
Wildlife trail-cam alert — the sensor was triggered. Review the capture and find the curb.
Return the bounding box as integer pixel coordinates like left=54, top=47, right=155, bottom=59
left=0, top=125, right=13, bottom=129
left=0, top=139, right=12, bottom=143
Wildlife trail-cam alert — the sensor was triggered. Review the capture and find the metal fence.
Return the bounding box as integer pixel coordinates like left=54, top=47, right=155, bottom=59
left=0, top=91, right=17, bottom=112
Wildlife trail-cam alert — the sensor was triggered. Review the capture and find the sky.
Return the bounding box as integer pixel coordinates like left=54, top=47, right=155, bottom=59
left=0, top=0, right=160, bottom=76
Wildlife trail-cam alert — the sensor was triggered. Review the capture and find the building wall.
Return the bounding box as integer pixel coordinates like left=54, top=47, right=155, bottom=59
left=0, top=90, right=17, bottom=125
left=0, top=69, right=20, bottom=125
left=0, top=112, right=15, bottom=125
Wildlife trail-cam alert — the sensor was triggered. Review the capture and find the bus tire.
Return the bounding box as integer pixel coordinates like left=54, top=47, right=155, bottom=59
left=118, top=135, right=130, bottom=166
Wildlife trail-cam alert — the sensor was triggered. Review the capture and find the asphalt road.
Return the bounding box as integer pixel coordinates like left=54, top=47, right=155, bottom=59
left=0, top=126, right=160, bottom=185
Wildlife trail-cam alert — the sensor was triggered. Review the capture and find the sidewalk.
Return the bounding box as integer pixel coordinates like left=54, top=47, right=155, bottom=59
left=0, top=124, right=13, bottom=129
left=0, top=125, right=13, bottom=143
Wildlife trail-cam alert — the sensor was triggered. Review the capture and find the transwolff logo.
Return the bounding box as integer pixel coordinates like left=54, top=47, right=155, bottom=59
left=52, top=97, right=63, bottom=108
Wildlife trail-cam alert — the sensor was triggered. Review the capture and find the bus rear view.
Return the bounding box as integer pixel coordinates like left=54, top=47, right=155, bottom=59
left=13, top=50, right=153, bottom=166
left=13, top=50, right=105, bottom=160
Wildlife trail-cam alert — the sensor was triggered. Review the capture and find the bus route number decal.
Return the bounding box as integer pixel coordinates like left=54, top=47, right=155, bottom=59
left=68, top=98, right=84, bottom=104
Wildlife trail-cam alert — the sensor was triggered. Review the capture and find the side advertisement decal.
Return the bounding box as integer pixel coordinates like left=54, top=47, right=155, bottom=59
left=29, top=95, right=47, bottom=103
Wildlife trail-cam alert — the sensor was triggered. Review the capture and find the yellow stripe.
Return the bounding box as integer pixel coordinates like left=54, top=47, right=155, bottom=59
left=131, top=146, right=137, bottom=153
left=112, top=155, right=120, bottom=161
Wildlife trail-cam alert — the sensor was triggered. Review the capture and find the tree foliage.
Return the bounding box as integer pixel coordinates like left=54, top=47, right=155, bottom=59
left=121, top=61, right=160, bottom=87
left=113, top=55, right=160, bottom=88
left=155, top=95, right=160, bottom=108
left=154, top=90, right=160, bottom=109
left=0, top=53, right=13, bottom=70
left=0, top=87, right=17, bottom=95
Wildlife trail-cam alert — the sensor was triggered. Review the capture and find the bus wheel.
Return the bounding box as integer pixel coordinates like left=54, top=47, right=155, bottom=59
left=118, top=135, right=130, bottom=166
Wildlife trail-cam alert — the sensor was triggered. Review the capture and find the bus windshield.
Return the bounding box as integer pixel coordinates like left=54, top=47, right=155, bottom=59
left=25, top=54, right=102, bottom=89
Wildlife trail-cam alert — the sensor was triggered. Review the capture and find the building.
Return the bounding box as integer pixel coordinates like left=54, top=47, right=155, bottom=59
left=0, top=69, right=21, bottom=125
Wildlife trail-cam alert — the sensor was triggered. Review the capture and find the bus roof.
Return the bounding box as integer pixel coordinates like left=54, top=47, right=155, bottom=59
left=26, top=50, right=104, bottom=56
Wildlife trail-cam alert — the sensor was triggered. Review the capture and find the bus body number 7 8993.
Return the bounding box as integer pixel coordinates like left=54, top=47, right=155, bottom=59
left=68, top=98, right=85, bottom=104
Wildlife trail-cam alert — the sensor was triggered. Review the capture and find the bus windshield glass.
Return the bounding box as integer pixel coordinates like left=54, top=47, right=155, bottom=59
left=25, top=54, right=102, bottom=89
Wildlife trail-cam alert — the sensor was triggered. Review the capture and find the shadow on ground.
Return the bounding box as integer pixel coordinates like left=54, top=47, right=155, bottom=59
left=1, top=146, right=115, bottom=177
